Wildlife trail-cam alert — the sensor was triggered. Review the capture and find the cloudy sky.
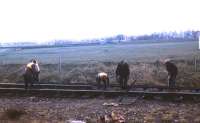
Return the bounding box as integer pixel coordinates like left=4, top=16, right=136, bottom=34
left=0, top=0, right=199, bottom=43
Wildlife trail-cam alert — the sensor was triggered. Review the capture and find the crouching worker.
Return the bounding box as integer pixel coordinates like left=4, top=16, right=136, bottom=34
left=116, top=60, right=130, bottom=89
left=164, top=59, right=178, bottom=88
left=96, top=72, right=109, bottom=89
left=23, top=59, right=40, bottom=89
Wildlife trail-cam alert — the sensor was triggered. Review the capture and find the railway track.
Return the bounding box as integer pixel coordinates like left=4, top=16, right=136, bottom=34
left=0, top=83, right=200, bottom=91
left=0, top=83, right=94, bottom=90
left=0, top=83, right=200, bottom=100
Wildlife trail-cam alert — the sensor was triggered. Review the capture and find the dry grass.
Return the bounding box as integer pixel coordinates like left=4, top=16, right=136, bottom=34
left=0, top=59, right=200, bottom=87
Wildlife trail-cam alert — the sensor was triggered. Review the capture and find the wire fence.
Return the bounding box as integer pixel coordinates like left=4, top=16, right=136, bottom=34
left=0, top=55, right=200, bottom=86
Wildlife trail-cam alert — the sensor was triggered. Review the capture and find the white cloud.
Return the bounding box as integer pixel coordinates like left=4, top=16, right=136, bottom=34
left=0, top=0, right=199, bottom=42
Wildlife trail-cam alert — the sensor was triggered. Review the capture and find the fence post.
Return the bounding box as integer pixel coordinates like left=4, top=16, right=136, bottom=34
left=59, top=56, right=62, bottom=73
left=197, top=56, right=199, bottom=72
left=194, top=56, right=197, bottom=72
left=58, top=56, right=62, bottom=82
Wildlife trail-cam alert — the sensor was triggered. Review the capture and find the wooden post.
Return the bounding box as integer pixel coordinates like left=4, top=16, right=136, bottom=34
left=197, top=56, right=199, bottom=72
left=199, top=35, right=200, bottom=50
left=155, top=60, right=159, bottom=77
left=59, top=56, right=61, bottom=73
left=58, top=56, right=62, bottom=82
left=194, top=56, right=197, bottom=72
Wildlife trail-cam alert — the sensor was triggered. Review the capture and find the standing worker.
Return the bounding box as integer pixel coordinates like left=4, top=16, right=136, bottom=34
left=32, top=59, right=40, bottom=82
left=116, top=60, right=130, bottom=89
left=164, top=59, right=178, bottom=88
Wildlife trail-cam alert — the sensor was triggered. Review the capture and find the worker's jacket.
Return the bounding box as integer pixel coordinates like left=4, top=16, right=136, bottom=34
left=165, top=61, right=178, bottom=76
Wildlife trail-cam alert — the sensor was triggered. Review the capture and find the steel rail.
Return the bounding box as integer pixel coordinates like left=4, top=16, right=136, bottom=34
left=0, top=87, right=199, bottom=100
left=0, top=83, right=200, bottom=92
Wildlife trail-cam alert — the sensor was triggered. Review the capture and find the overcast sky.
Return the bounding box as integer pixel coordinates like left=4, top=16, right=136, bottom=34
left=0, top=0, right=199, bottom=43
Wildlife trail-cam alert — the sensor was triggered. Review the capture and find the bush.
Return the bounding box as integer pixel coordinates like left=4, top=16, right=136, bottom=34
left=1, top=108, right=26, bottom=120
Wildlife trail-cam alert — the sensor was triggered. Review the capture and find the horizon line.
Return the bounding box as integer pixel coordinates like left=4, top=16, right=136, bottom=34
left=0, top=30, right=199, bottom=44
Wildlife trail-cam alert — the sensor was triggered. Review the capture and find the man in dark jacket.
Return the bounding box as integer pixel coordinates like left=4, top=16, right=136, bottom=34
left=164, top=59, right=178, bottom=88
left=116, top=60, right=130, bottom=89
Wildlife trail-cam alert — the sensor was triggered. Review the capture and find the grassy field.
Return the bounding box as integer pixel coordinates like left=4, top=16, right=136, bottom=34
left=0, top=40, right=199, bottom=64
left=0, top=40, right=200, bottom=86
